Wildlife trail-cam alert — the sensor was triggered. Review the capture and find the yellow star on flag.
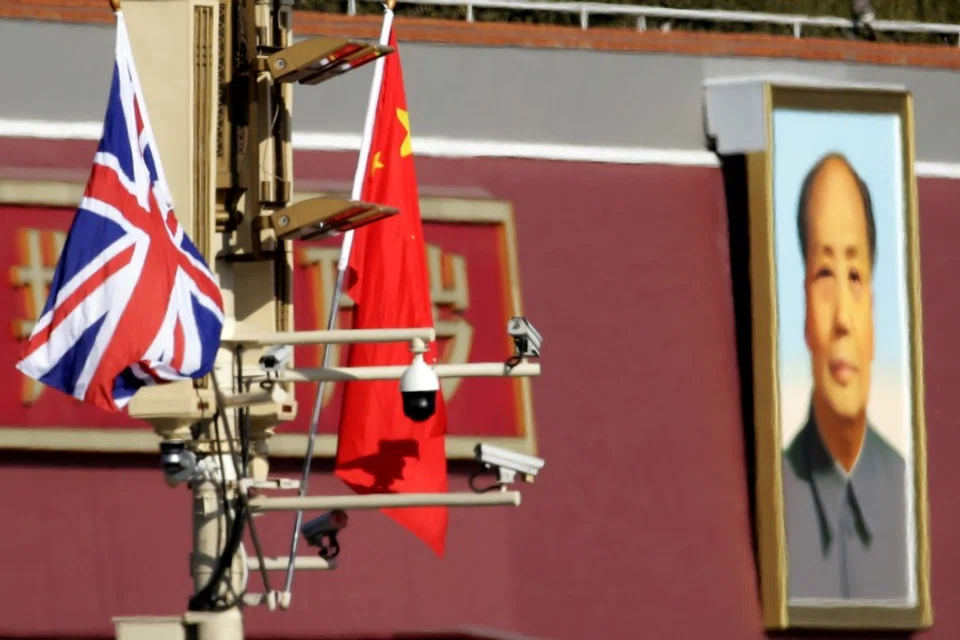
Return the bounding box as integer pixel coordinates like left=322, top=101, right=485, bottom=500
left=397, top=108, right=412, bottom=158
left=370, top=150, right=384, bottom=174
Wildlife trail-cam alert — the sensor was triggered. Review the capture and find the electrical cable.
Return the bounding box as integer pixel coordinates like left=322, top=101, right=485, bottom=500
left=235, top=345, right=251, bottom=476
left=188, top=372, right=248, bottom=612
left=469, top=468, right=505, bottom=493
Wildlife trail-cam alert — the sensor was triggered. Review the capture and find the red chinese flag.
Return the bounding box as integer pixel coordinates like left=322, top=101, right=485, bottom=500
left=335, top=31, right=449, bottom=556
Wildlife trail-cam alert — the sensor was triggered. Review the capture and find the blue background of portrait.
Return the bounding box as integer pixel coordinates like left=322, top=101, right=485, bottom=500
left=771, top=108, right=912, bottom=458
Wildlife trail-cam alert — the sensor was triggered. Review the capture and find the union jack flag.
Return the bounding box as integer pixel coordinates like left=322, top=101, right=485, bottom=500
left=15, top=15, right=225, bottom=413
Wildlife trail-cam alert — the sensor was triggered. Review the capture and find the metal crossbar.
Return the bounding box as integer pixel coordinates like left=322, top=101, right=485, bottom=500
left=342, top=0, right=960, bottom=45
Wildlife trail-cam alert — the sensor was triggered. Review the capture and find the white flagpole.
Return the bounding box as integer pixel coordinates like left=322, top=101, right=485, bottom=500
left=281, top=1, right=397, bottom=599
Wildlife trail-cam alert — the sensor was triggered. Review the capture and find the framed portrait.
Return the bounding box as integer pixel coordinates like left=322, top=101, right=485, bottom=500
left=743, top=85, right=932, bottom=629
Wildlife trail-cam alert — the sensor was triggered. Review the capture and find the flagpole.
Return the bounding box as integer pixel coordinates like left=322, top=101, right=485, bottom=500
left=281, top=0, right=397, bottom=600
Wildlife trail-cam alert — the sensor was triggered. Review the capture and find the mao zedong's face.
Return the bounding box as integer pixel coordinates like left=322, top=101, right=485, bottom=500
left=803, top=160, right=875, bottom=424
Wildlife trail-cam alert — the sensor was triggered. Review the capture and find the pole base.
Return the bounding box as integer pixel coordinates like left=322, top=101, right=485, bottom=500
left=114, top=608, right=244, bottom=640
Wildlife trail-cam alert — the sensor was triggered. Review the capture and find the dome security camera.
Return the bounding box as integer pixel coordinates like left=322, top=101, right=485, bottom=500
left=399, top=353, right=439, bottom=422
left=159, top=439, right=198, bottom=485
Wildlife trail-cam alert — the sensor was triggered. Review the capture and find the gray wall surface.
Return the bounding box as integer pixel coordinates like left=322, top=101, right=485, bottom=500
left=2, top=18, right=960, bottom=162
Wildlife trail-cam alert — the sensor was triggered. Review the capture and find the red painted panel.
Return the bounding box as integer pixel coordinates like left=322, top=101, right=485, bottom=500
left=291, top=222, right=522, bottom=440
left=1, top=207, right=136, bottom=426
left=0, top=140, right=958, bottom=640
left=0, top=206, right=525, bottom=443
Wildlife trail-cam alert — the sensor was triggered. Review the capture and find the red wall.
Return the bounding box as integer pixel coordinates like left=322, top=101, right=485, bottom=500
left=2, top=140, right=960, bottom=640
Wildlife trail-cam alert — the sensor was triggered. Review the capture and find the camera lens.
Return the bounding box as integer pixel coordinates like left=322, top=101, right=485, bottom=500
left=402, top=390, right=436, bottom=422
left=160, top=440, right=186, bottom=472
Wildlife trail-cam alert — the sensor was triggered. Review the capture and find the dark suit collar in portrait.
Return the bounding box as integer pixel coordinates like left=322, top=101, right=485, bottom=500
left=782, top=400, right=910, bottom=601
left=785, top=405, right=891, bottom=556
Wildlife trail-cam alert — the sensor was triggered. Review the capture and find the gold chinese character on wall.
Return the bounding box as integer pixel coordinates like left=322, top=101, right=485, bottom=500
left=299, top=242, right=474, bottom=408
left=426, top=244, right=472, bottom=400
left=10, top=228, right=66, bottom=404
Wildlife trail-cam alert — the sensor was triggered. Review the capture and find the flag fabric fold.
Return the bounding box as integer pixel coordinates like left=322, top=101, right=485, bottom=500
left=335, top=30, right=450, bottom=556
left=15, top=13, right=225, bottom=413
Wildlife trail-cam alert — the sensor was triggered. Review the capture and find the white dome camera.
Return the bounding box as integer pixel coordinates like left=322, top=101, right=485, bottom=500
left=399, top=353, right=439, bottom=422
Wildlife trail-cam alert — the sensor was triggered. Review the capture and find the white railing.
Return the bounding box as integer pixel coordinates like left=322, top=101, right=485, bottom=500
left=342, top=0, right=960, bottom=45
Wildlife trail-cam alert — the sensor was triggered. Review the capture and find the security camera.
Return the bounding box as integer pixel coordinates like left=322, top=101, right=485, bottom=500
left=507, top=316, right=542, bottom=359
left=159, top=440, right=198, bottom=485
left=300, top=509, right=348, bottom=560
left=259, top=345, right=292, bottom=373
left=399, top=353, right=439, bottom=422
left=474, top=443, right=545, bottom=485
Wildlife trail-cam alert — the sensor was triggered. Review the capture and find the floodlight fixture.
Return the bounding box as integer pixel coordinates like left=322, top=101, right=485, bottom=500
left=267, top=197, right=397, bottom=242
left=262, top=37, right=394, bottom=86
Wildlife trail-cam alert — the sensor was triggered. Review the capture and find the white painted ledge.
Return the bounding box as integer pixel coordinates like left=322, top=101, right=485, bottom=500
left=0, top=118, right=957, bottom=179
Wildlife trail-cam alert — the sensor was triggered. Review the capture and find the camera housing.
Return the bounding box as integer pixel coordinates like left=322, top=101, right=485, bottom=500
left=259, top=344, right=293, bottom=373
left=159, top=440, right=198, bottom=485
left=475, top=443, right=545, bottom=485
left=507, top=317, right=542, bottom=359
left=399, top=353, right=439, bottom=422
left=300, top=509, right=348, bottom=560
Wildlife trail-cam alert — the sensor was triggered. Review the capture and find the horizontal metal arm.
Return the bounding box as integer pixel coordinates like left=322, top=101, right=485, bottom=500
left=219, top=387, right=284, bottom=408
left=247, top=490, right=521, bottom=512
left=221, top=328, right=436, bottom=347
left=255, top=361, right=540, bottom=383
left=247, top=556, right=335, bottom=571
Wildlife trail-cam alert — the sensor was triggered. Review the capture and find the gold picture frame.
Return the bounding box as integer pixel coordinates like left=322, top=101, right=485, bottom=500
left=744, top=85, right=932, bottom=630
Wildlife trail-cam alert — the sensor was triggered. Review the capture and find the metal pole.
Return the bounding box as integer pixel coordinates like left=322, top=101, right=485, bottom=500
left=282, top=2, right=396, bottom=598
left=191, top=476, right=228, bottom=597
left=271, top=361, right=541, bottom=383
left=253, top=491, right=522, bottom=512
left=220, top=387, right=283, bottom=408
left=249, top=556, right=335, bottom=571
left=223, top=327, right=436, bottom=347
left=187, top=608, right=244, bottom=640
left=189, top=370, right=247, bottom=612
